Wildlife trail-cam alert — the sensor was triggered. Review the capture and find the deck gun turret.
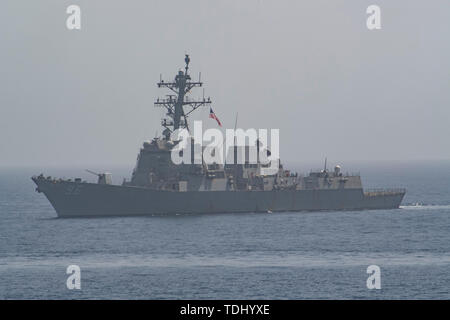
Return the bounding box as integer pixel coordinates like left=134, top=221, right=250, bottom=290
left=86, top=170, right=112, bottom=185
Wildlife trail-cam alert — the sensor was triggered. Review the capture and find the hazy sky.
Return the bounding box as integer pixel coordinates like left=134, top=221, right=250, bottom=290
left=1, top=0, right=449, bottom=167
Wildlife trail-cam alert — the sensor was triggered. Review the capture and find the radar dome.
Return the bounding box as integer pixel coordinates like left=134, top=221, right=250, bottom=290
left=334, top=165, right=341, bottom=175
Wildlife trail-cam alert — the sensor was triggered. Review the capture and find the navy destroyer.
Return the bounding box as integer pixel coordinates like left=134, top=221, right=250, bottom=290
left=32, top=55, right=405, bottom=217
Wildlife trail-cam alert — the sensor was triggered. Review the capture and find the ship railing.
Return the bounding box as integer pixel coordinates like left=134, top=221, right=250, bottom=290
left=308, top=171, right=360, bottom=177
left=364, top=188, right=406, bottom=196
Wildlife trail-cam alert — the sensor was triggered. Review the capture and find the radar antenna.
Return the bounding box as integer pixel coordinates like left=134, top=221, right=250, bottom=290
left=154, top=54, right=211, bottom=139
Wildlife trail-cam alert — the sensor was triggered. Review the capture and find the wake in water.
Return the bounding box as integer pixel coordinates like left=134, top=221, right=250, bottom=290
left=2, top=251, right=450, bottom=270
left=400, top=204, right=450, bottom=210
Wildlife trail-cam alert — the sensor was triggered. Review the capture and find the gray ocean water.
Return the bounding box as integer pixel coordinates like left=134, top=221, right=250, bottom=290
left=0, top=161, right=449, bottom=299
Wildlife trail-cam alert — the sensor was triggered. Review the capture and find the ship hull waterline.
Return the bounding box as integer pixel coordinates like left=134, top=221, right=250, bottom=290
left=32, top=178, right=405, bottom=218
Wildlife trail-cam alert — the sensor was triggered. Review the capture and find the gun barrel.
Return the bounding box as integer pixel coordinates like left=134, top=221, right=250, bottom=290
left=86, top=169, right=100, bottom=176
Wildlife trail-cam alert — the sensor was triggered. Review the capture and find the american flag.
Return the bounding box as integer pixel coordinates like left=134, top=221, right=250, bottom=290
left=209, top=107, right=222, bottom=127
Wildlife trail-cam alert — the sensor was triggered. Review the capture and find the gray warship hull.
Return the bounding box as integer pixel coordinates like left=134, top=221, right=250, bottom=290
left=31, top=55, right=406, bottom=217
left=33, top=178, right=405, bottom=218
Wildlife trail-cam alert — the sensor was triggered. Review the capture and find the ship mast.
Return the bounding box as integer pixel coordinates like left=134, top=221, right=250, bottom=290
left=154, top=54, right=211, bottom=139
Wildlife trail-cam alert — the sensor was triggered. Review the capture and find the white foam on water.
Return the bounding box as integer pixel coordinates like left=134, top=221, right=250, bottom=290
left=1, top=251, right=450, bottom=270
left=400, top=204, right=450, bottom=210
